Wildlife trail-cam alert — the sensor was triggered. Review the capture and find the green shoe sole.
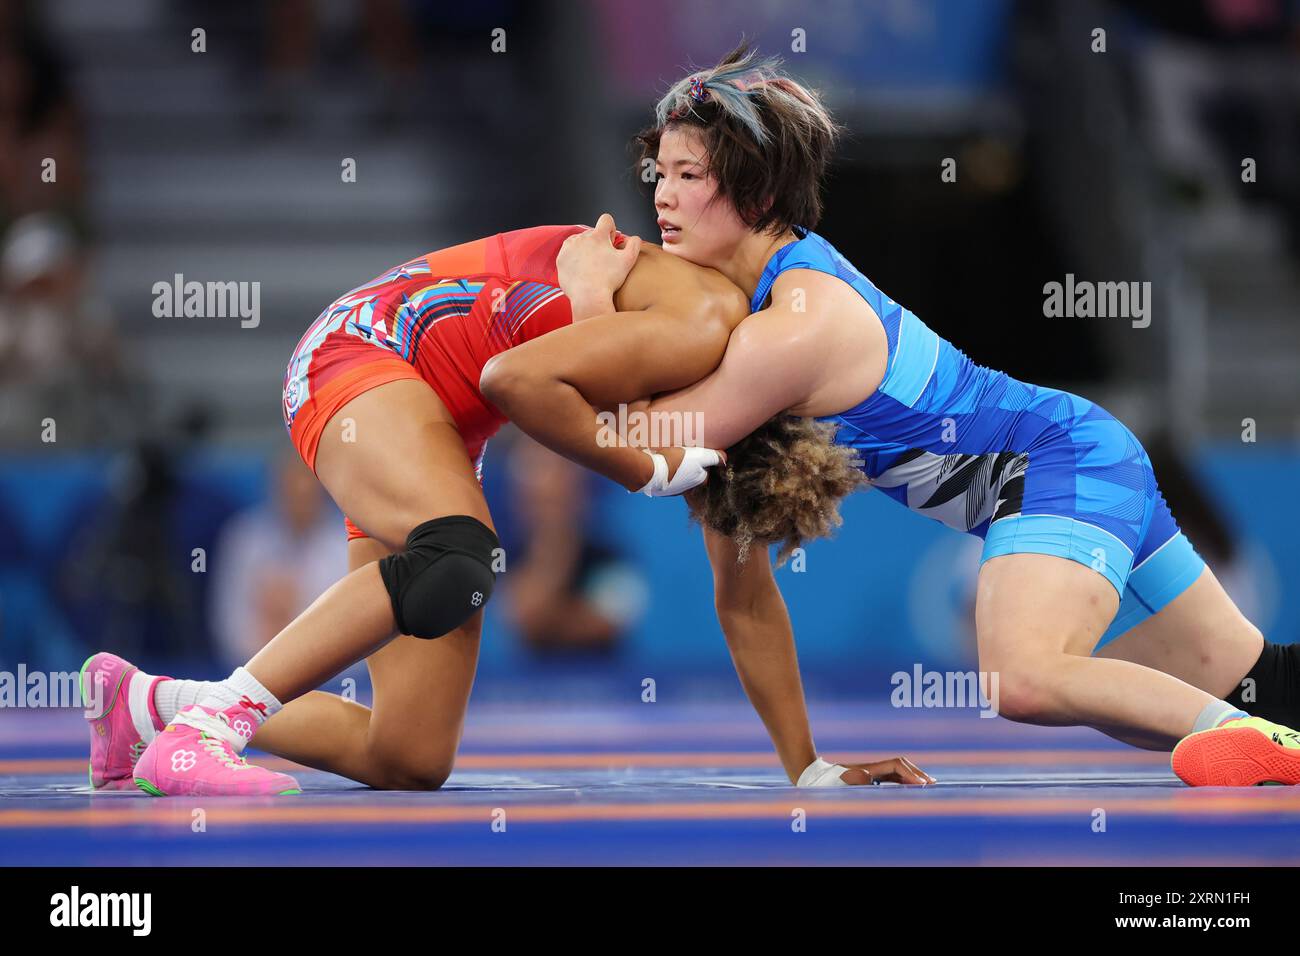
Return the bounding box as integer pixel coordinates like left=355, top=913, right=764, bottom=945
left=134, top=778, right=166, bottom=797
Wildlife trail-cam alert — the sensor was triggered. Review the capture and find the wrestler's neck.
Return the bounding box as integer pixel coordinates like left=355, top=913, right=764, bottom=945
left=711, top=228, right=801, bottom=304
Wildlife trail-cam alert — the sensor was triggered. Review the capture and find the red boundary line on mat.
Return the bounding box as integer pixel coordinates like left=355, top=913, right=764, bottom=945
left=1, top=792, right=1298, bottom=828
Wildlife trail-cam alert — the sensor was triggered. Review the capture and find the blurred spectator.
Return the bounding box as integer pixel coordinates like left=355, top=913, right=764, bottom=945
left=0, top=213, right=137, bottom=448
left=501, top=437, right=647, bottom=653
left=260, top=0, right=421, bottom=128
left=0, top=1, right=85, bottom=232
left=1122, top=0, right=1300, bottom=254
left=209, top=451, right=346, bottom=668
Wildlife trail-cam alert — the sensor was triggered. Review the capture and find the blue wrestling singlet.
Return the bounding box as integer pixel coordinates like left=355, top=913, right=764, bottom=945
left=750, top=228, right=1205, bottom=648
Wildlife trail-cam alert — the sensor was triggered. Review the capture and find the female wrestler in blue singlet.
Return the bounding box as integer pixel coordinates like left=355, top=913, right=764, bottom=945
left=489, top=46, right=1300, bottom=787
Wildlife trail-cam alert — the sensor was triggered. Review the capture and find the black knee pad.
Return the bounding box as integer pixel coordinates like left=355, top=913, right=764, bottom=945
left=378, top=515, right=499, bottom=639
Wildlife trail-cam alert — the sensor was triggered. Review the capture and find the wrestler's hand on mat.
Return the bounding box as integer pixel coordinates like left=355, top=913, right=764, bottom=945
left=557, top=213, right=642, bottom=306
left=634, top=446, right=727, bottom=497
left=843, top=757, right=936, bottom=786
left=798, top=755, right=935, bottom=786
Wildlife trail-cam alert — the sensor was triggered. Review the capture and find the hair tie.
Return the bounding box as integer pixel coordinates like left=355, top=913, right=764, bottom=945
left=687, top=74, right=711, bottom=103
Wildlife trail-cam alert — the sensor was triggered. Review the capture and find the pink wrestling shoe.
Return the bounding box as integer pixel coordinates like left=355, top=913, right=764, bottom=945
left=80, top=652, right=169, bottom=790
left=133, top=702, right=301, bottom=797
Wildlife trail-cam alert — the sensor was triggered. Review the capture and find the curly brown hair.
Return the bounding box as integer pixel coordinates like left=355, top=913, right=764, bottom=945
left=686, top=416, right=867, bottom=566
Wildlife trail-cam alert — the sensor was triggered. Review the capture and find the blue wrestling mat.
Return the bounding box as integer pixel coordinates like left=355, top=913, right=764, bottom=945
left=2, top=701, right=1298, bottom=866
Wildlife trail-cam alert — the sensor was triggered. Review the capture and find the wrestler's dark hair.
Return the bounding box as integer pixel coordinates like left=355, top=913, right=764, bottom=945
left=632, top=42, right=843, bottom=236
left=686, top=416, right=867, bottom=566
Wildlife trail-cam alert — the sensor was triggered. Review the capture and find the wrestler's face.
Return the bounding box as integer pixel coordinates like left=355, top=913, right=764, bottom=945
left=653, top=126, right=750, bottom=268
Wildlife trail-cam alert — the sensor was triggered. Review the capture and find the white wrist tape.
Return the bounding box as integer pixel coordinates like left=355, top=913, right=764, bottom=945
left=635, top=450, right=670, bottom=496
left=633, top=447, right=722, bottom=497
left=796, top=756, right=851, bottom=787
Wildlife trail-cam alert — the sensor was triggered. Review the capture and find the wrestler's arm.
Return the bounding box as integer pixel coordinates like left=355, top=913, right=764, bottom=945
left=479, top=253, right=749, bottom=491
left=680, top=312, right=934, bottom=786
left=647, top=303, right=824, bottom=450
left=706, top=516, right=937, bottom=787
left=699, top=524, right=822, bottom=782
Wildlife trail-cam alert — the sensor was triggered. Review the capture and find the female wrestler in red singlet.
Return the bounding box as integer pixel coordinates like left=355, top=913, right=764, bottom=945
left=87, top=218, right=751, bottom=795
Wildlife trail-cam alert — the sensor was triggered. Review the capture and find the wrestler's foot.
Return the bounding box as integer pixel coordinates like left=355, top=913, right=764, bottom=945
left=133, top=703, right=300, bottom=797
left=1171, top=716, right=1300, bottom=787
left=80, top=652, right=168, bottom=790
